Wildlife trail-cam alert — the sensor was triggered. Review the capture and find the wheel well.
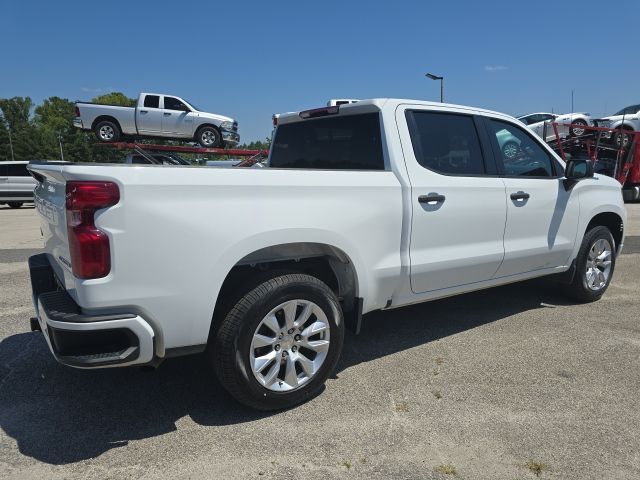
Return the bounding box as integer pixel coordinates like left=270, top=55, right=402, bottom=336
left=209, top=243, right=358, bottom=338
left=91, top=115, right=122, bottom=133
left=586, top=212, right=624, bottom=249
left=195, top=124, right=220, bottom=137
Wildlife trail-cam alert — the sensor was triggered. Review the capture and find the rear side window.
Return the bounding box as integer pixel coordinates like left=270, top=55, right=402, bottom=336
left=6, top=163, right=29, bottom=176
left=406, top=111, right=485, bottom=175
left=270, top=113, right=384, bottom=170
left=130, top=156, right=151, bottom=164
left=143, top=95, right=160, bottom=108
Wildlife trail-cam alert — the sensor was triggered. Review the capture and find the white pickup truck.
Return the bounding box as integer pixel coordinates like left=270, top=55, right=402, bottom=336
left=28, top=99, right=626, bottom=410
left=73, top=92, right=239, bottom=148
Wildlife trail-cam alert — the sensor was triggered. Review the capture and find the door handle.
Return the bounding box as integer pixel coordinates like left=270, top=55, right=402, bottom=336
left=139, top=110, right=148, bottom=114
left=510, top=191, right=530, bottom=201
left=418, top=193, right=446, bottom=204
left=163, top=112, right=171, bottom=116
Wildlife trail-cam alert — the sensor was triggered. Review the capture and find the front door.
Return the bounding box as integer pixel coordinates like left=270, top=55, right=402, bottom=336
left=484, top=118, right=580, bottom=277
left=398, top=106, right=507, bottom=293
left=161, top=96, right=194, bottom=137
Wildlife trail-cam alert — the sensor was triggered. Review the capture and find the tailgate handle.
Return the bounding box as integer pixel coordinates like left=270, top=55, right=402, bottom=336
left=418, top=193, right=446, bottom=204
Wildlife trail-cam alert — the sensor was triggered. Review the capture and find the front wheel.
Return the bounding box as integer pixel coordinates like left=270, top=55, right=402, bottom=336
left=196, top=126, right=221, bottom=148
left=612, top=129, right=632, bottom=149
left=565, top=226, right=616, bottom=302
left=211, top=274, right=344, bottom=410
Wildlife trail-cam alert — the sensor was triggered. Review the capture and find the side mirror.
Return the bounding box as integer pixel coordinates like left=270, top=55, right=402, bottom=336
left=564, top=158, right=594, bottom=189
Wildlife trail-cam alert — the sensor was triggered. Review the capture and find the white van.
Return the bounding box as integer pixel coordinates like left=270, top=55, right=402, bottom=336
left=0, top=161, right=37, bottom=208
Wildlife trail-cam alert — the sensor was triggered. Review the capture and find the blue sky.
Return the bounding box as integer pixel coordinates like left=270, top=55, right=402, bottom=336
left=3, top=0, right=639, bottom=142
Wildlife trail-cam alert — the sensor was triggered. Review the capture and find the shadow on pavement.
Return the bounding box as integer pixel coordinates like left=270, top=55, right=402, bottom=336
left=0, top=279, right=574, bottom=465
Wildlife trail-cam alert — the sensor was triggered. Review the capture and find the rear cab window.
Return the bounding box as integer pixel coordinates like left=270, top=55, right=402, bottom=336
left=269, top=113, right=385, bottom=170
left=6, top=163, right=29, bottom=176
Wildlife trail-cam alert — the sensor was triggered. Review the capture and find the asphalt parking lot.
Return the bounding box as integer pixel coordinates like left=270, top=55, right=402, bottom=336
left=1, top=204, right=640, bottom=480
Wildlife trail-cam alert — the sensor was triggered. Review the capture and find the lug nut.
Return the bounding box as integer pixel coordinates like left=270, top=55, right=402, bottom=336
left=278, top=333, right=284, bottom=339
left=288, top=328, right=294, bottom=334
left=291, top=346, right=297, bottom=352
left=282, top=351, right=288, bottom=358
left=274, top=344, right=281, bottom=351
left=294, top=334, right=301, bottom=341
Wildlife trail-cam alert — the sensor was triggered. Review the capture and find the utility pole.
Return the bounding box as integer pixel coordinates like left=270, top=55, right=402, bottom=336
left=58, top=134, right=64, bottom=161
left=0, top=113, right=15, bottom=161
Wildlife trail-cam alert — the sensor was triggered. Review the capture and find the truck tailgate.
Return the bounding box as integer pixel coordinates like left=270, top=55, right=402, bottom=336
left=28, top=164, right=73, bottom=287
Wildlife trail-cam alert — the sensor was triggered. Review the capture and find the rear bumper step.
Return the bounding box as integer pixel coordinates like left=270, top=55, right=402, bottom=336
left=28, top=253, right=155, bottom=368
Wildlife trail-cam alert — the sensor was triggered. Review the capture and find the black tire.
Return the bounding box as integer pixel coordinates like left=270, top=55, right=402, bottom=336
left=569, top=119, right=588, bottom=137
left=94, top=120, right=121, bottom=143
left=211, top=274, right=344, bottom=410
left=196, top=126, right=222, bottom=148
left=502, top=141, right=520, bottom=159
left=565, top=226, right=616, bottom=303
left=612, top=129, right=632, bottom=149
left=7, top=202, right=23, bottom=209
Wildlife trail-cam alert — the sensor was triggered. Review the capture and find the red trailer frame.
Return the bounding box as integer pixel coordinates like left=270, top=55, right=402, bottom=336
left=548, top=122, right=640, bottom=201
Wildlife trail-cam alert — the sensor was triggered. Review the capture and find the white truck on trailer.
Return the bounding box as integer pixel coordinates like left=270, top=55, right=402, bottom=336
left=73, top=93, right=239, bottom=148
left=28, top=99, right=626, bottom=410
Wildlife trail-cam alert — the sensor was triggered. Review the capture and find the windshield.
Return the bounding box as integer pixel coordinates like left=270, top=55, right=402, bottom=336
left=613, top=104, right=640, bottom=116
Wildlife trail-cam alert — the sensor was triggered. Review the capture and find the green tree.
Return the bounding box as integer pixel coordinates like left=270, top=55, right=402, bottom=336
left=91, top=92, right=135, bottom=107
left=0, top=97, right=38, bottom=160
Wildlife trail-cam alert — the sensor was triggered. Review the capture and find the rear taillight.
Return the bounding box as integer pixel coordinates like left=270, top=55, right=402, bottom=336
left=299, top=106, right=339, bottom=119
left=65, top=181, right=120, bottom=279
left=74, top=106, right=80, bottom=117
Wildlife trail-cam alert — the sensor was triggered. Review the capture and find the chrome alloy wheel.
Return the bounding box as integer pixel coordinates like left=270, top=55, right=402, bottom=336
left=250, top=299, right=330, bottom=392
left=585, top=238, right=613, bottom=291
left=503, top=142, right=519, bottom=159
left=99, top=125, right=115, bottom=140
left=200, top=130, right=217, bottom=146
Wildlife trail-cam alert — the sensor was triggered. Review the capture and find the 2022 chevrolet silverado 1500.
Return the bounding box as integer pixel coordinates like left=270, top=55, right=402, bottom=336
left=28, top=99, right=626, bottom=410
left=73, top=93, right=239, bottom=148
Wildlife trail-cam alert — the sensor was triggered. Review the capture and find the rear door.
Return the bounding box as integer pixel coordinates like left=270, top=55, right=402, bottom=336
left=161, top=96, right=194, bottom=137
left=483, top=118, right=579, bottom=276
left=137, top=94, right=162, bottom=134
left=397, top=106, right=507, bottom=293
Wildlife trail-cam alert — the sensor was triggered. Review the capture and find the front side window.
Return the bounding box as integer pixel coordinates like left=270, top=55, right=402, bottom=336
left=164, top=96, right=189, bottom=111
left=270, top=113, right=384, bottom=170
left=143, top=95, right=160, bottom=108
left=406, top=111, right=485, bottom=175
left=487, top=119, right=556, bottom=177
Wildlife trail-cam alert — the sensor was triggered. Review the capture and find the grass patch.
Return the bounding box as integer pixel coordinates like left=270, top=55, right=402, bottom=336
left=433, top=390, right=442, bottom=400
left=340, top=460, right=352, bottom=470
left=435, top=357, right=445, bottom=365
left=434, top=463, right=457, bottom=475
left=394, top=401, right=409, bottom=412
left=524, top=460, right=550, bottom=477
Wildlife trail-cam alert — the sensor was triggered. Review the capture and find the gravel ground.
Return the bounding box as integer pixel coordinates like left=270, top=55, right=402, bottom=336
left=1, top=204, right=639, bottom=480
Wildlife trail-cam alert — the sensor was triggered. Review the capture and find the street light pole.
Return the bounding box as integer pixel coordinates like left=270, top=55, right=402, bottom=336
left=426, top=73, right=444, bottom=103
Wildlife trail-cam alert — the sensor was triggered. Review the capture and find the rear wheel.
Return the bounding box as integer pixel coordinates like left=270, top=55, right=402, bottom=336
left=94, top=120, right=121, bottom=143
left=7, top=202, right=23, bottom=209
left=211, top=274, right=344, bottom=410
left=565, top=226, right=616, bottom=302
